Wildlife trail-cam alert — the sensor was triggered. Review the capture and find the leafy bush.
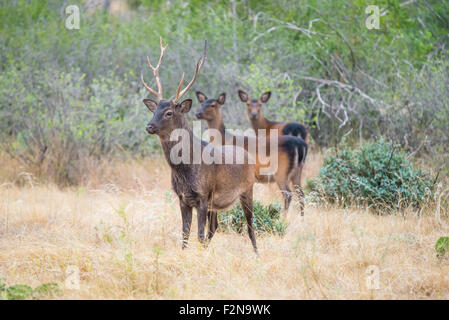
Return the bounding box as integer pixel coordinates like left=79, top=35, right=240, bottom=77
left=218, top=201, right=287, bottom=236
left=308, top=139, right=434, bottom=212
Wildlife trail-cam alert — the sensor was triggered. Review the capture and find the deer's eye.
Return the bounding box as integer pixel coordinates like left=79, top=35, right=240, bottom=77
left=165, top=111, right=173, bottom=117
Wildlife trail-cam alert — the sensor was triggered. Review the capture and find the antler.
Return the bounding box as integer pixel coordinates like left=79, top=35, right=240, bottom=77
left=141, top=37, right=168, bottom=102
left=173, top=40, right=207, bottom=103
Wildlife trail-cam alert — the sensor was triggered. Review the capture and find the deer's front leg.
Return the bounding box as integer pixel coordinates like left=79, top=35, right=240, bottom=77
left=197, top=200, right=208, bottom=245
left=180, top=201, right=192, bottom=249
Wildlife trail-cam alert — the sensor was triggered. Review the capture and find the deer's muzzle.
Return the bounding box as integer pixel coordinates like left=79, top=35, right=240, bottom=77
left=146, top=124, right=156, bottom=134
left=195, top=112, right=203, bottom=119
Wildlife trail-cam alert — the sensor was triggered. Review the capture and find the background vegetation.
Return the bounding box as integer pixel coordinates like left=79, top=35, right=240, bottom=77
left=1, top=0, right=448, bottom=185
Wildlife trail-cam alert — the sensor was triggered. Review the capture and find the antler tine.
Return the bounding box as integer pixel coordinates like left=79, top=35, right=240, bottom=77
left=141, top=74, right=160, bottom=99
left=142, top=37, right=168, bottom=101
left=175, top=72, right=185, bottom=102
left=173, top=40, right=207, bottom=103
left=157, top=37, right=168, bottom=69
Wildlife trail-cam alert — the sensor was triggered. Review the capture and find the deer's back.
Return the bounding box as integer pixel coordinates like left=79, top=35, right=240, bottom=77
left=265, top=121, right=308, bottom=142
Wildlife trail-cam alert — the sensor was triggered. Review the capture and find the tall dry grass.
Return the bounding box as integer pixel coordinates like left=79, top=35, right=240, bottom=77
left=1, top=152, right=449, bottom=299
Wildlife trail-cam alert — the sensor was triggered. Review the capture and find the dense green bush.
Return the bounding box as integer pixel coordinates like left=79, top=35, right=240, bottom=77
left=308, top=139, right=434, bottom=212
left=218, top=201, right=287, bottom=236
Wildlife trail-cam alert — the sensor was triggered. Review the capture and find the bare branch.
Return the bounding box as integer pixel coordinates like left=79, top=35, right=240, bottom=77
left=300, top=76, right=377, bottom=104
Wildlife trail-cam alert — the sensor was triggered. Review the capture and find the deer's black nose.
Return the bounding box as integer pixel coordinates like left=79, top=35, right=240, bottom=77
left=146, top=124, right=156, bottom=134
left=251, top=112, right=258, bottom=119
left=195, top=112, right=203, bottom=119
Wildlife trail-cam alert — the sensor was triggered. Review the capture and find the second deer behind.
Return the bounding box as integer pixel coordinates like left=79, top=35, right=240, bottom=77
left=195, top=91, right=307, bottom=216
left=238, top=90, right=308, bottom=143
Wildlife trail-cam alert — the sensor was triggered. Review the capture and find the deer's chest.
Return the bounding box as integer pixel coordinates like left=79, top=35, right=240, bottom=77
left=171, top=170, right=201, bottom=208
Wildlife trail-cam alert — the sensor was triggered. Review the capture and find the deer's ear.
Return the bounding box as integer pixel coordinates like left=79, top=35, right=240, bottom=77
left=177, top=99, right=192, bottom=113
left=238, top=90, right=248, bottom=102
left=196, top=91, right=207, bottom=103
left=217, top=93, right=226, bottom=105
left=261, top=91, right=271, bottom=103
left=143, top=99, right=158, bottom=113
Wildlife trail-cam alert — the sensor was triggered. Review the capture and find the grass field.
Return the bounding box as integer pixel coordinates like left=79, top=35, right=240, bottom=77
left=1, top=153, right=449, bottom=299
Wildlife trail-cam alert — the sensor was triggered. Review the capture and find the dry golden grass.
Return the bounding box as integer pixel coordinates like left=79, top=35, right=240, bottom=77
left=1, top=152, right=449, bottom=299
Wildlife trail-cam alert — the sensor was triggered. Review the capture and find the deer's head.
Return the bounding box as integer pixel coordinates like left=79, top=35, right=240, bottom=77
left=238, top=90, right=271, bottom=121
left=194, top=92, right=226, bottom=121
left=141, top=38, right=207, bottom=138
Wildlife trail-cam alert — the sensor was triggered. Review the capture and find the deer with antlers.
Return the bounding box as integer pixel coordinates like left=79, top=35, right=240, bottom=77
left=141, top=39, right=258, bottom=252
left=195, top=92, right=307, bottom=216
left=238, top=90, right=308, bottom=143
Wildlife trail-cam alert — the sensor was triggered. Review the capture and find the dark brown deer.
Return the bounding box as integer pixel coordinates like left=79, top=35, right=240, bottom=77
left=141, top=39, right=258, bottom=252
left=195, top=91, right=307, bottom=216
left=238, top=90, right=308, bottom=143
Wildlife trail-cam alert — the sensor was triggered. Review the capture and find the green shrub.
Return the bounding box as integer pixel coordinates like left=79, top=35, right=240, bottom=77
left=5, top=284, right=33, bottom=300
left=0, top=277, right=61, bottom=300
left=33, top=283, right=62, bottom=298
left=435, top=237, right=449, bottom=258
left=309, top=139, right=434, bottom=212
left=218, top=201, right=287, bottom=236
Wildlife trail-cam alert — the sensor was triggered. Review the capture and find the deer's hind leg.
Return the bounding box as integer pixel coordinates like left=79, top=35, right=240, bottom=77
left=207, top=210, right=218, bottom=241
left=239, top=190, right=258, bottom=254
left=291, top=165, right=305, bottom=216
left=274, top=170, right=293, bottom=216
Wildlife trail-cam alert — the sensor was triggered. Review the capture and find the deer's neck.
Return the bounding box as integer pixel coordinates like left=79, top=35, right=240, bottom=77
left=160, top=134, right=189, bottom=164
left=206, top=113, right=228, bottom=145
left=158, top=119, right=200, bottom=170
left=251, top=113, right=270, bottom=134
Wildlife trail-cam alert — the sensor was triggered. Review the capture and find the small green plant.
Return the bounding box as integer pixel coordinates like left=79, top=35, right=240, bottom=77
left=218, top=201, right=287, bottom=236
left=5, top=284, right=33, bottom=300
left=33, top=283, right=62, bottom=298
left=0, top=277, right=61, bottom=300
left=435, top=237, right=449, bottom=258
left=151, top=246, right=163, bottom=294
left=309, top=138, right=434, bottom=212
left=98, top=203, right=135, bottom=273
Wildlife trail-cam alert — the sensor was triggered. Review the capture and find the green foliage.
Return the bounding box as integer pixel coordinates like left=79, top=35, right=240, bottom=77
left=435, top=237, right=449, bottom=258
left=33, top=283, right=62, bottom=298
left=218, top=201, right=287, bottom=236
left=0, top=63, right=157, bottom=184
left=5, top=284, right=33, bottom=300
left=0, top=277, right=61, bottom=300
left=1, top=0, right=448, bottom=184
left=309, top=139, right=434, bottom=212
